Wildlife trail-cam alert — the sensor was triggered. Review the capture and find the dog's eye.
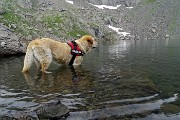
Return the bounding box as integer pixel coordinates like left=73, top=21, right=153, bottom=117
left=87, top=39, right=93, bottom=44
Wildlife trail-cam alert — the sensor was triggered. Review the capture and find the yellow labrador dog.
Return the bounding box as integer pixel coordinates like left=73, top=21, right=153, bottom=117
left=22, top=35, right=98, bottom=73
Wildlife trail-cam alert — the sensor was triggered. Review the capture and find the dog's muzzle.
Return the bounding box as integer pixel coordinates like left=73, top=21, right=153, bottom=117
left=92, top=43, right=98, bottom=49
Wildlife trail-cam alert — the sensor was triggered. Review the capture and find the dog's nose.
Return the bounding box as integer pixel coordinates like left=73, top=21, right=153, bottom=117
left=93, top=43, right=98, bottom=49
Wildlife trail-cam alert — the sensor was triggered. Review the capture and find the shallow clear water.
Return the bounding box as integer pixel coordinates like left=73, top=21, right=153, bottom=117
left=0, top=39, right=180, bottom=119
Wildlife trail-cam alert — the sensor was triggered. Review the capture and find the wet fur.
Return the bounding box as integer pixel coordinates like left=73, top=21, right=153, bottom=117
left=22, top=35, right=98, bottom=73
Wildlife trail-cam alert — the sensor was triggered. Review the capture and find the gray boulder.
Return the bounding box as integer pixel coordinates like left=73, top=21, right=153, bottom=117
left=36, top=100, right=70, bottom=119
left=0, top=24, right=26, bottom=56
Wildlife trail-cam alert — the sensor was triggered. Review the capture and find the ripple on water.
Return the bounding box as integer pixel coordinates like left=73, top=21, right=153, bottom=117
left=66, top=94, right=179, bottom=120
left=0, top=88, right=38, bottom=112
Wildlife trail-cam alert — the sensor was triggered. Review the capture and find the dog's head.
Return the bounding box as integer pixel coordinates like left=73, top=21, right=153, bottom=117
left=76, top=35, right=98, bottom=53
left=82, top=35, right=98, bottom=49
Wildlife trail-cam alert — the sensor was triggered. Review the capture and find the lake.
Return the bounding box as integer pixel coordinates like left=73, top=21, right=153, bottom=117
left=0, top=38, right=180, bottom=119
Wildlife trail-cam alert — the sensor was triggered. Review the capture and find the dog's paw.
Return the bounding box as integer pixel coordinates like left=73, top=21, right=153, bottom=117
left=40, top=70, right=52, bottom=74
left=44, top=71, right=52, bottom=74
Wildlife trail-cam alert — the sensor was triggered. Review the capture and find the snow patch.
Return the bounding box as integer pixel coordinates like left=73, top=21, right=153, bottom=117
left=90, top=3, right=121, bottom=9
left=65, top=0, right=74, bottom=4
left=108, top=25, right=130, bottom=36
left=126, top=7, right=133, bottom=9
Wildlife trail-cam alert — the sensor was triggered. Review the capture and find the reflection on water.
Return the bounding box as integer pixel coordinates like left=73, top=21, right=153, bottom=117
left=24, top=65, right=94, bottom=95
left=0, top=39, right=180, bottom=119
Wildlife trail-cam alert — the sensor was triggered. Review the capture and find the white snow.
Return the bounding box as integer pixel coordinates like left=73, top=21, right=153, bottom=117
left=1, top=42, right=6, bottom=47
left=126, top=7, right=133, bottom=9
left=65, top=0, right=74, bottom=4
left=108, top=25, right=130, bottom=36
left=90, top=3, right=121, bottom=9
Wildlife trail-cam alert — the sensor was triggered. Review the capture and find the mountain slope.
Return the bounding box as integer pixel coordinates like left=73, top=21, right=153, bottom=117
left=122, top=0, right=180, bottom=39
left=0, top=0, right=124, bottom=41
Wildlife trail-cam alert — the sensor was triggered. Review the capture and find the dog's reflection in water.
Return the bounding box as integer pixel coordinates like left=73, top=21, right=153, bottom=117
left=70, top=66, right=80, bottom=82
left=23, top=65, right=93, bottom=93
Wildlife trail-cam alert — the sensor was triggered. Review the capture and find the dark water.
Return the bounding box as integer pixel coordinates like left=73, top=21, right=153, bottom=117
left=0, top=39, right=180, bottom=119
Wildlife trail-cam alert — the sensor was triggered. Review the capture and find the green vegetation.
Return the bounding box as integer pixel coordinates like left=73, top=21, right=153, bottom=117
left=0, top=11, right=34, bottom=36
left=0, top=0, right=40, bottom=36
left=67, top=26, right=89, bottom=38
left=146, top=0, right=156, bottom=3
left=1, top=12, right=21, bottom=24
left=42, top=14, right=63, bottom=28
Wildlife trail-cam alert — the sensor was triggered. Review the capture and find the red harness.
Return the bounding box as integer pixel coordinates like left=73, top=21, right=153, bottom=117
left=67, top=41, right=85, bottom=56
left=67, top=41, right=85, bottom=65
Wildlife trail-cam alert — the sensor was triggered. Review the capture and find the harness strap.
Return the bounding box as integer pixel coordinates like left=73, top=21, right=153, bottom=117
left=67, top=41, right=84, bottom=66
left=69, top=54, right=76, bottom=66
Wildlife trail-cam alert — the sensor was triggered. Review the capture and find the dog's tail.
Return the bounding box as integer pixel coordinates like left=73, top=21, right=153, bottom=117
left=22, top=47, right=34, bottom=73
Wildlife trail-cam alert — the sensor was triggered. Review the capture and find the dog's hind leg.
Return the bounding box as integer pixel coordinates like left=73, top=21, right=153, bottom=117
left=33, top=47, right=52, bottom=73
left=34, top=57, right=40, bottom=69
left=41, top=62, right=52, bottom=73
left=22, top=48, right=34, bottom=73
left=41, top=48, right=52, bottom=73
left=34, top=57, right=41, bottom=72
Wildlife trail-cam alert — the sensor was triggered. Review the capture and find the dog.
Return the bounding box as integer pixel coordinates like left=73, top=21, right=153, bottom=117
left=22, top=35, right=98, bottom=73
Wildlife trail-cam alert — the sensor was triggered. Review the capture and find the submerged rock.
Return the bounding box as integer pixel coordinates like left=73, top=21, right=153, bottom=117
left=0, top=111, right=38, bottom=120
left=0, top=100, right=69, bottom=120
left=36, top=100, right=70, bottom=119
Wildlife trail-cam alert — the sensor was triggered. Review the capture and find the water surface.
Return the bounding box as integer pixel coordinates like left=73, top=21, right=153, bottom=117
left=0, top=38, right=180, bottom=119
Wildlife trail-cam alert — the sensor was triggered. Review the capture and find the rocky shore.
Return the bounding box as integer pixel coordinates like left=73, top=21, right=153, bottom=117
left=0, top=100, right=70, bottom=120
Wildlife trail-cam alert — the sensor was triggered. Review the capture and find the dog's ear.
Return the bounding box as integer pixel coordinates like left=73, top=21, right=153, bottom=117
left=81, top=35, right=94, bottom=45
